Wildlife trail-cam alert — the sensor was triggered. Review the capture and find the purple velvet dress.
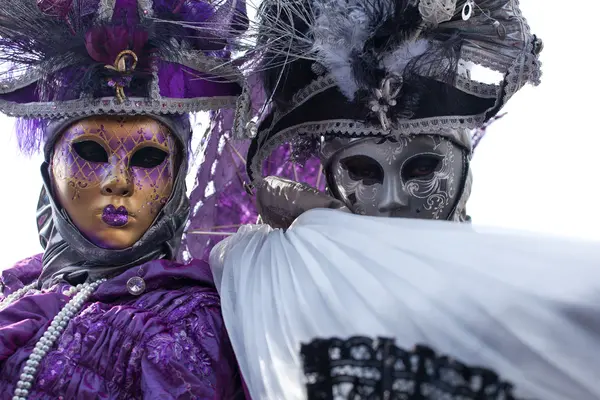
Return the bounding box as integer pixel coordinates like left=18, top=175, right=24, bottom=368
left=0, top=255, right=242, bottom=399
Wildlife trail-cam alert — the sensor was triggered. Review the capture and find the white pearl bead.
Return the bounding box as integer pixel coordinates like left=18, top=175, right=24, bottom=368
left=13, top=396, right=20, bottom=400
left=22, top=382, right=31, bottom=389
left=16, top=382, right=24, bottom=388
left=20, top=390, right=28, bottom=397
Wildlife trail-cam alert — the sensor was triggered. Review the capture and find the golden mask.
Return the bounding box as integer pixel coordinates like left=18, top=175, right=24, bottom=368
left=51, top=116, right=178, bottom=249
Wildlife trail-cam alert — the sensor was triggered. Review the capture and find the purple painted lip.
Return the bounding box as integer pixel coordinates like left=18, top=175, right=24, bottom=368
left=101, top=205, right=129, bottom=227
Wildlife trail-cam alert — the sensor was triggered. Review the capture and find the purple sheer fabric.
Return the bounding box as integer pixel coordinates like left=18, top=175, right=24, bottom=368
left=179, top=75, right=324, bottom=262
left=0, top=257, right=242, bottom=399
left=180, top=141, right=324, bottom=262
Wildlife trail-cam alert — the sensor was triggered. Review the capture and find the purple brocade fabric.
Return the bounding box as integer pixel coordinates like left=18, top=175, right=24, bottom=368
left=0, top=257, right=242, bottom=399
left=0, top=254, right=43, bottom=296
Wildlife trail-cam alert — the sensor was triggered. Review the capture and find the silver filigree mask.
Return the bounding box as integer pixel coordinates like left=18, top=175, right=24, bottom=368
left=323, top=135, right=467, bottom=220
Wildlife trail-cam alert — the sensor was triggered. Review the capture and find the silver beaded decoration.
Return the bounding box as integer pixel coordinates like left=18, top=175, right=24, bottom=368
left=126, top=276, right=146, bottom=296
left=368, top=74, right=403, bottom=132
left=245, top=121, right=258, bottom=139
left=310, top=62, right=327, bottom=76
left=11, top=279, right=106, bottom=400
left=462, top=0, right=475, bottom=21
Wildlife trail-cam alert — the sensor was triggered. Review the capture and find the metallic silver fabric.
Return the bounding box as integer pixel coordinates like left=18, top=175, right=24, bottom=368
left=256, top=176, right=349, bottom=229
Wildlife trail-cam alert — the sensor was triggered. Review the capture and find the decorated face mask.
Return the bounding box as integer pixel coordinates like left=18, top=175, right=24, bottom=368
left=51, top=116, right=178, bottom=249
left=325, top=135, right=467, bottom=219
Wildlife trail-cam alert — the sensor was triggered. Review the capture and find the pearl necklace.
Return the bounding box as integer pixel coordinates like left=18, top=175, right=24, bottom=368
left=9, top=278, right=106, bottom=400
left=0, top=283, right=39, bottom=310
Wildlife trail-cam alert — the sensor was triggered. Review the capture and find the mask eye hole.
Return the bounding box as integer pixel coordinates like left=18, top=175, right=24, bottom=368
left=402, top=155, right=441, bottom=180
left=72, top=140, right=108, bottom=163
left=130, top=146, right=169, bottom=169
left=340, top=155, right=383, bottom=185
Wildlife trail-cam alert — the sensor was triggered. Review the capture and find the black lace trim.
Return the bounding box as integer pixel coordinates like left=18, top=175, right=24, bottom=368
left=300, top=336, right=527, bottom=400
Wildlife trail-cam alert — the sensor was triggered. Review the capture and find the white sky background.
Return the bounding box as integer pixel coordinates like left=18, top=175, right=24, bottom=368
left=0, top=0, right=598, bottom=268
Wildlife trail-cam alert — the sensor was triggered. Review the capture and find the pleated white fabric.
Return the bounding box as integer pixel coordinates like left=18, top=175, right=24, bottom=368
left=210, top=209, right=600, bottom=400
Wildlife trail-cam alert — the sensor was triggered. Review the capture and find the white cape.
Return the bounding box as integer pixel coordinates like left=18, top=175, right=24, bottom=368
left=210, top=209, right=600, bottom=400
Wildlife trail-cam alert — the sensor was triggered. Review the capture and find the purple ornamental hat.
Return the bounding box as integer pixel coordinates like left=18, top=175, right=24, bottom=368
left=0, top=0, right=251, bottom=137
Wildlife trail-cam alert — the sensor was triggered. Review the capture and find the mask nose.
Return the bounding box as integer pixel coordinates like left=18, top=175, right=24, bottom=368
left=101, top=161, right=133, bottom=197
left=377, top=176, right=409, bottom=214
